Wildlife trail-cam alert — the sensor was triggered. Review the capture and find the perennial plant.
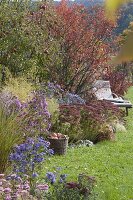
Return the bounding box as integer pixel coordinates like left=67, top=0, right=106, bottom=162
left=9, top=137, right=54, bottom=194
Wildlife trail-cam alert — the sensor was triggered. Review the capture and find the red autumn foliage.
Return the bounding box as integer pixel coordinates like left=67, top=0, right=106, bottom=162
left=52, top=1, right=116, bottom=95
left=59, top=100, right=123, bottom=126
left=54, top=101, right=123, bottom=142
left=103, top=71, right=130, bottom=96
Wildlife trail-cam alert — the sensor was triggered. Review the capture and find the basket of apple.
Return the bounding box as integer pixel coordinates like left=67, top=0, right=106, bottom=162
left=48, top=133, right=69, bottom=155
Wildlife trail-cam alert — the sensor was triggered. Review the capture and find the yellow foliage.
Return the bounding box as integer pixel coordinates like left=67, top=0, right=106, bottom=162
left=46, top=97, right=59, bottom=116
left=105, top=0, right=129, bottom=20
left=3, top=77, right=33, bottom=102
left=105, top=0, right=133, bottom=63
left=46, top=97, right=59, bottom=125
left=115, top=32, right=133, bottom=63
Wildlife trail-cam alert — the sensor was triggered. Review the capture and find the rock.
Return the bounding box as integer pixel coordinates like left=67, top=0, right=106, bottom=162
left=115, top=122, right=127, bottom=132
left=74, top=140, right=94, bottom=147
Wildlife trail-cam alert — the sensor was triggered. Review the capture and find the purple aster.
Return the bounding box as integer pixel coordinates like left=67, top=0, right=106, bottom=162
left=5, top=194, right=11, bottom=200
left=32, top=173, right=38, bottom=178
left=46, top=172, right=56, bottom=184
left=48, top=149, right=54, bottom=155
left=23, top=183, right=30, bottom=190
left=4, top=187, right=11, bottom=193
left=27, top=138, right=34, bottom=145
left=59, top=174, right=67, bottom=183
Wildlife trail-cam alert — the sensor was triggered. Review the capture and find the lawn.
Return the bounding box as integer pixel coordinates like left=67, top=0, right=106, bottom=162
left=42, top=87, right=133, bottom=200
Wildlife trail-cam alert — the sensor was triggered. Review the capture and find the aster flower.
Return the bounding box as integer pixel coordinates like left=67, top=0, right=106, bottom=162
left=5, top=194, right=11, bottom=200
left=32, top=173, right=38, bottom=178
left=23, top=183, right=30, bottom=190
left=59, top=174, right=67, bottom=183
left=46, top=172, right=56, bottom=184
left=4, top=187, right=12, bottom=193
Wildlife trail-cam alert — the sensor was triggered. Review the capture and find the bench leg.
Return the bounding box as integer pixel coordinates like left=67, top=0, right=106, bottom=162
left=126, top=107, right=128, bottom=116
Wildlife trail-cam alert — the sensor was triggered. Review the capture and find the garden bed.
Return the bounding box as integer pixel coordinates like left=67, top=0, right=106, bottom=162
left=41, top=87, right=133, bottom=200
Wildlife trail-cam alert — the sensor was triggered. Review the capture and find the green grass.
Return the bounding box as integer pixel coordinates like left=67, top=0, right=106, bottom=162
left=42, top=87, right=133, bottom=200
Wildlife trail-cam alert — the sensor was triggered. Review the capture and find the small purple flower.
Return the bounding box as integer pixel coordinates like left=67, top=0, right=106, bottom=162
left=48, top=149, right=54, bottom=155
left=4, top=187, right=11, bottom=193
left=5, top=194, right=11, bottom=200
left=6, top=176, right=11, bottom=181
left=23, top=183, right=30, bottom=190
left=32, top=173, right=38, bottom=178
left=10, top=174, right=17, bottom=179
left=44, top=111, right=51, bottom=118
left=43, top=141, right=50, bottom=148
left=27, top=138, right=34, bottom=144
left=19, top=144, right=27, bottom=152
left=33, top=155, right=44, bottom=163
left=15, top=177, right=22, bottom=183
left=38, top=137, right=45, bottom=142
left=59, top=174, right=67, bottom=183
left=46, top=172, right=56, bottom=184
left=34, top=142, right=42, bottom=150
left=56, top=84, right=61, bottom=89
left=14, top=99, right=22, bottom=109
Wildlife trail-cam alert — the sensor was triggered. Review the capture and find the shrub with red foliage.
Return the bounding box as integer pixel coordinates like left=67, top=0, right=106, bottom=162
left=86, top=100, right=124, bottom=120
left=103, top=71, right=130, bottom=96
left=52, top=100, right=124, bottom=143
left=52, top=1, right=116, bottom=95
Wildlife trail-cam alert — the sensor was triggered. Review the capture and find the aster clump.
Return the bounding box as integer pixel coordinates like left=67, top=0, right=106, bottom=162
left=38, top=82, right=85, bottom=105
left=0, top=91, right=23, bottom=116
left=60, top=92, right=85, bottom=105
left=46, top=82, right=85, bottom=105
left=22, top=91, right=51, bottom=136
left=0, top=90, right=51, bottom=137
left=9, top=137, right=54, bottom=193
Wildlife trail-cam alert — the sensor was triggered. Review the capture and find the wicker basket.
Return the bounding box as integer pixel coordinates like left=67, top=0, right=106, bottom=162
left=48, top=136, right=69, bottom=155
